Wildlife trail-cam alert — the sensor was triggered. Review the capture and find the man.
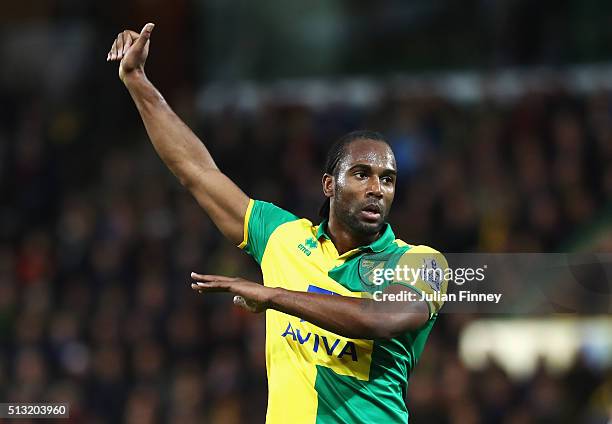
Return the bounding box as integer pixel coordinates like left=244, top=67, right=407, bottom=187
left=107, top=23, right=448, bottom=423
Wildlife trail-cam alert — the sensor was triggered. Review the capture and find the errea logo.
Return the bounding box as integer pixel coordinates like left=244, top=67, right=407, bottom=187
left=298, top=237, right=318, bottom=256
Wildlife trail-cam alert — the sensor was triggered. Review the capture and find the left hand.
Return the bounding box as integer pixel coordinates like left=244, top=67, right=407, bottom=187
left=190, top=272, right=275, bottom=313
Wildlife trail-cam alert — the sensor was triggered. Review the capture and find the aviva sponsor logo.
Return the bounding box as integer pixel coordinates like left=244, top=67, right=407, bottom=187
left=281, top=322, right=358, bottom=361
left=280, top=284, right=357, bottom=362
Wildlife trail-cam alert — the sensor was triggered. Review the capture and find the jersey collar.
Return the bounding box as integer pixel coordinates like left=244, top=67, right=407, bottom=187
left=316, top=219, right=395, bottom=253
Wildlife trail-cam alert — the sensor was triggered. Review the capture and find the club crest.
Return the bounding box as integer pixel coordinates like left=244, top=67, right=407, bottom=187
left=358, top=252, right=401, bottom=289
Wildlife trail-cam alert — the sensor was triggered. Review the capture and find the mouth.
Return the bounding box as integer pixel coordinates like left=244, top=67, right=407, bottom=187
left=360, top=203, right=382, bottom=221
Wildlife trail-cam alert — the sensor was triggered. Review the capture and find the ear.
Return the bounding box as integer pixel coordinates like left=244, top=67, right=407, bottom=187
left=322, top=173, right=334, bottom=198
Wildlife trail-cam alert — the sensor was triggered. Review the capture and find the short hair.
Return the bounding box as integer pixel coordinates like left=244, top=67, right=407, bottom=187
left=319, top=130, right=389, bottom=218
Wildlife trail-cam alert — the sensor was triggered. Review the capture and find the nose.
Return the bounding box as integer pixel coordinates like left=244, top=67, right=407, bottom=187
left=366, top=176, right=383, bottom=198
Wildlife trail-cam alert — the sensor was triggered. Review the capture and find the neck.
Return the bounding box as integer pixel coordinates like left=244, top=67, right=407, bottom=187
left=326, top=213, right=381, bottom=255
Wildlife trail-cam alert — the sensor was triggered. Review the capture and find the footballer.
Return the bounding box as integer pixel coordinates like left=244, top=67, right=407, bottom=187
left=107, top=23, right=448, bottom=423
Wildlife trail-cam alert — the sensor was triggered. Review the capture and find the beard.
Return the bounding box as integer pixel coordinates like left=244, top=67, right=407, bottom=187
left=331, top=190, right=387, bottom=237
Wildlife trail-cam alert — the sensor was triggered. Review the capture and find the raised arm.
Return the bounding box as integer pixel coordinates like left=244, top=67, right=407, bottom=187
left=107, top=23, right=249, bottom=245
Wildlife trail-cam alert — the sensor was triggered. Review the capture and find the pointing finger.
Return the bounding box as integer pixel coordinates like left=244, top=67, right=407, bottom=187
left=190, top=272, right=236, bottom=282
left=190, top=272, right=215, bottom=282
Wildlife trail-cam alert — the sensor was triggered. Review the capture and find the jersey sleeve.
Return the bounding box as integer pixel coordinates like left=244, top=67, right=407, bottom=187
left=238, top=199, right=299, bottom=264
left=392, top=245, right=449, bottom=319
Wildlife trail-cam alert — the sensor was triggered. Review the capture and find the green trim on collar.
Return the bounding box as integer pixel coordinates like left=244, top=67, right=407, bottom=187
left=315, top=220, right=331, bottom=240
left=316, top=219, right=396, bottom=253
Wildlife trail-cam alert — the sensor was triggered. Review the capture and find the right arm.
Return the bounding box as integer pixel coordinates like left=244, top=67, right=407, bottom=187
left=107, top=23, right=249, bottom=245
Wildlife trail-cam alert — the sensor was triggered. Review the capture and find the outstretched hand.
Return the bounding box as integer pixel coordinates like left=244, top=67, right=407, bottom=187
left=190, top=272, right=276, bottom=313
left=106, top=23, right=155, bottom=82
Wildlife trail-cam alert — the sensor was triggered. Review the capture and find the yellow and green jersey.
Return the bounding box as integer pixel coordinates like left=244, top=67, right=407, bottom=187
left=238, top=199, right=448, bottom=424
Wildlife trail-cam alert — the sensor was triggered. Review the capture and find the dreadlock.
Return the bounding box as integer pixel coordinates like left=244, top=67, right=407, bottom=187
left=319, top=130, right=389, bottom=218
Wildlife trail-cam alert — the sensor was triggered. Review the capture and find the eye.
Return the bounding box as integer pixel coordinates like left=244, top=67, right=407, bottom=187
left=354, top=171, right=367, bottom=179
left=381, top=176, right=394, bottom=184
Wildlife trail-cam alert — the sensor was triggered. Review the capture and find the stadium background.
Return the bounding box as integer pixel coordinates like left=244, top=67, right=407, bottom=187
left=1, top=0, right=612, bottom=422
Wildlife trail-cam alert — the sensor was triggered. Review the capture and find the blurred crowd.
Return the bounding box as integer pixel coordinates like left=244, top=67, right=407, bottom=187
left=1, top=4, right=612, bottom=422
left=2, top=77, right=611, bottom=423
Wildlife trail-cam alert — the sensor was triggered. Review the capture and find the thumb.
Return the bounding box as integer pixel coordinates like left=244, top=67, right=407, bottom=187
left=233, top=295, right=248, bottom=309
left=134, top=22, right=155, bottom=49
left=233, top=295, right=256, bottom=312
